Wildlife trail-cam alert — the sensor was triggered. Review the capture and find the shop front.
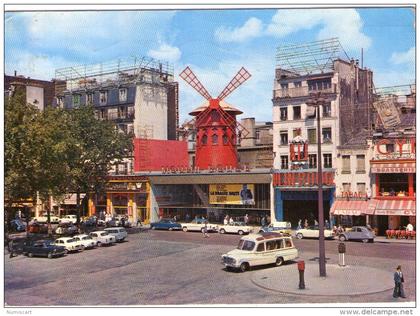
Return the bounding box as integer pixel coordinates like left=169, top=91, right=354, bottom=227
left=272, top=170, right=336, bottom=228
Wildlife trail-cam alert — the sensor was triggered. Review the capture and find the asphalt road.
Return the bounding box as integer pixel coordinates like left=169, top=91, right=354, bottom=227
left=4, top=229, right=416, bottom=306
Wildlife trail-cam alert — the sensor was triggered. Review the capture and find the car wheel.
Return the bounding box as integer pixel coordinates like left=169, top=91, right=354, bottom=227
left=219, top=228, right=226, bottom=234
left=362, top=238, right=369, bottom=243
left=47, top=252, right=53, bottom=259
left=182, top=227, right=188, bottom=232
left=80, top=245, right=85, bottom=251
left=238, top=230, right=244, bottom=235
left=275, top=257, right=284, bottom=266
left=258, top=230, right=264, bottom=233
left=239, top=262, right=249, bottom=273
left=151, top=226, right=156, bottom=230
left=28, top=252, right=33, bottom=258
left=97, top=242, right=102, bottom=247
left=339, top=235, right=346, bottom=242
left=296, top=233, right=303, bottom=239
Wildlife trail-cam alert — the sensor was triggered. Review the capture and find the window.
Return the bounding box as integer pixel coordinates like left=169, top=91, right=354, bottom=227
left=343, top=183, right=351, bottom=192
left=356, top=155, right=365, bottom=173
left=201, top=134, right=208, bottom=145
left=284, top=239, right=292, bottom=248
left=307, top=129, right=316, bottom=144
left=281, top=83, right=288, bottom=90
left=118, top=106, right=127, bottom=119
left=386, top=143, right=394, bottom=153
left=266, top=240, right=277, bottom=251
left=280, top=131, right=288, bottom=146
left=73, top=94, right=80, bottom=106
left=322, top=127, right=332, bottom=143
left=342, top=155, right=351, bottom=174
left=294, top=81, right=302, bottom=88
left=119, top=88, right=127, bottom=102
left=276, top=239, right=284, bottom=249
left=309, top=154, right=317, bottom=168
left=99, top=109, right=107, bottom=120
left=323, top=102, right=331, bottom=117
left=223, top=134, right=229, bottom=145
left=308, top=79, right=332, bottom=91
left=293, top=129, right=300, bottom=138
left=280, top=156, right=288, bottom=170
left=86, top=93, right=93, bottom=105
left=293, top=106, right=301, bottom=120
left=280, top=107, right=288, bottom=121
left=256, top=243, right=265, bottom=252
left=357, top=183, right=366, bottom=193
left=255, top=130, right=260, bottom=140
left=212, top=134, right=218, bottom=145
left=323, top=154, right=332, bottom=168
left=100, top=91, right=108, bottom=105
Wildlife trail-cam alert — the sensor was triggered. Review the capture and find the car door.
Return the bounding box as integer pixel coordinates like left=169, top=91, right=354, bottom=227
left=253, top=242, right=266, bottom=266
left=263, top=240, right=278, bottom=264
left=281, top=238, right=297, bottom=260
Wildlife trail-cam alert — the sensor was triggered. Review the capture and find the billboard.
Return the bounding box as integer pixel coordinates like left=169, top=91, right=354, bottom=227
left=373, top=98, right=401, bottom=129
left=209, top=184, right=255, bottom=205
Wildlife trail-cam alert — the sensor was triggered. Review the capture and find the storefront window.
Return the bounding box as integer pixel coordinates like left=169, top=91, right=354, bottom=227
left=379, top=174, right=409, bottom=196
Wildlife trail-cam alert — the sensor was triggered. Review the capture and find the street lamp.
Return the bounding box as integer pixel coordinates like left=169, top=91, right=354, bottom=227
left=306, top=92, right=327, bottom=277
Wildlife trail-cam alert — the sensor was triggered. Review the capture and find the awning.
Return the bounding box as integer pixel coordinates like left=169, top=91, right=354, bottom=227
left=375, top=200, right=416, bottom=216
left=330, top=200, right=376, bottom=216
left=371, top=161, right=415, bottom=173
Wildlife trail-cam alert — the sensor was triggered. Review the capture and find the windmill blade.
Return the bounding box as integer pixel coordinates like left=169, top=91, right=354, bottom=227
left=179, top=67, right=212, bottom=100
left=215, top=106, right=250, bottom=139
left=217, top=67, right=251, bottom=100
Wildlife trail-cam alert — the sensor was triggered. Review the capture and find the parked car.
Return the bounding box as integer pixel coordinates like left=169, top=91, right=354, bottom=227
left=33, top=215, right=60, bottom=224
left=221, top=233, right=299, bottom=272
left=54, top=223, right=78, bottom=236
left=180, top=218, right=218, bottom=233
left=51, top=237, right=82, bottom=252
left=219, top=221, right=252, bottom=235
left=22, top=240, right=66, bottom=259
left=59, top=215, right=78, bottom=224
left=259, top=221, right=292, bottom=236
left=89, top=231, right=116, bottom=246
left=104, top=227, right=128, bottom=242
left=10, top=219, right=27, bottom=232
left=150, top=218, right=182, bottom=231
left=338, top=226, right=375, bottom=243
left=295, top=226, right=335, bottom=239
left=27, top=222, right=48, bottom=234
left=72, top=234, right=97, bottom=249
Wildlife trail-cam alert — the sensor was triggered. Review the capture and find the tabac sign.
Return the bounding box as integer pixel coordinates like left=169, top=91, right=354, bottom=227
left=273, top=171, right=335, bottom=187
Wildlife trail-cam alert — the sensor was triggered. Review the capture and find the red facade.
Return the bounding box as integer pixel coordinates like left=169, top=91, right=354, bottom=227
left=193, top=99, right=239, bottom=169
left=133, top=139, right=188, bottom=172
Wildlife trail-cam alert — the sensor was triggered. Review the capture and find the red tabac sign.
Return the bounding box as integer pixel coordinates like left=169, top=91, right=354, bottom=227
left=273, top=171, right=335, bottom=187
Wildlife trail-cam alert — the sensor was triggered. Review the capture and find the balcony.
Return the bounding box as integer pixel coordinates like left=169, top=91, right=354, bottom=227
left=273, top=84, right=337, bottom=99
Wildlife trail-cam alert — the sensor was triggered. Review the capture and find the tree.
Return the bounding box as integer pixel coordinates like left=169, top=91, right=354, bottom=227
left=65, top=105, right=133, bottom=223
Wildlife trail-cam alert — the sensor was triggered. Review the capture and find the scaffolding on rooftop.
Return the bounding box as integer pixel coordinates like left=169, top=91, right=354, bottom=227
left=55, top=56, right=174, bottom=91
left=374, top=84, right=415, bottom=97
left=275, top=38, right=350, bottom=75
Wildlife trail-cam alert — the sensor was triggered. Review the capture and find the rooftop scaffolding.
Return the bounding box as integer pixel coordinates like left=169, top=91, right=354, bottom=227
left=275, top=38, right=350, bottom=75
left=55, top=56, right=174, bottom=91
left=374, top=84, right=415, bottom=97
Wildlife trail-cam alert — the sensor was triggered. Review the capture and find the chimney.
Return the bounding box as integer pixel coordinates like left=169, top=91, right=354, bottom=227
left=14, top=70, right=17, bottom=76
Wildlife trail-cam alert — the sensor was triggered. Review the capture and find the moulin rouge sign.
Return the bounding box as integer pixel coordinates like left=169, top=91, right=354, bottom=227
left=374, top=138, right=416, bottom=160
left=273, top=171, right=335, bottom=187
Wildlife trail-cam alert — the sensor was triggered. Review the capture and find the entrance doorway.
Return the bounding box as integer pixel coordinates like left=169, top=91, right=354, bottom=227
left=283, top=200, right=331, bottom=228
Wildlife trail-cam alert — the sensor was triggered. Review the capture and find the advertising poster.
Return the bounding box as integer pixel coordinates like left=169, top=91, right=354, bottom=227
left=209, top=184, right=255, bottom=205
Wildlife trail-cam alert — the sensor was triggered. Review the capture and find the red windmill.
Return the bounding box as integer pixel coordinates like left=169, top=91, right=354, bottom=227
left=180, top=67, right=251, bottom=169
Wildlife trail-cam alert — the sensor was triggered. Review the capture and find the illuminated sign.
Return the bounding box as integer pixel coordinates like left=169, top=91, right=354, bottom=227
left=161, top=164, right=251, bottom=174
left=374, top=138, right=415, bottom=160
left=273, top=171, right=335, bottom=187
left=209, top=184, right=255, bottom=205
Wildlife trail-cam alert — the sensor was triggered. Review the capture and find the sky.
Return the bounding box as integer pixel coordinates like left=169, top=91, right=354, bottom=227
left=5, top=6, right=415, bottom=123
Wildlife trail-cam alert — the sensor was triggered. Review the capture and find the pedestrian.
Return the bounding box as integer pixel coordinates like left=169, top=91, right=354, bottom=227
left=244, top=214, right=249, bottom=225
left=393, top=265, right=406, bottom=298
left=223, top=216, right=228, bottom=226
left=186, top=213, right=190, bottom=222
left=173, top=215, right=177, bottom=222
left=304, top=219, right=308, bottom=228
left=297, top=219, right=302, bottom=230
left=314, top=219, right=318, bottom=226
left=406, top=223, right=414, bottom=232
left=229, top=217, right=234, bottom=225
left=121, top=216, right=126, bottom=227
left=325, top=219, right=329, bottom=229
left=202, top=221, right=209, bottom=238
left=137, top=217, right=142, bottom=227
left=261, top=216, right=266, bottom=227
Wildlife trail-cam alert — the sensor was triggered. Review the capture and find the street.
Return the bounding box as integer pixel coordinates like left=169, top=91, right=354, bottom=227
left=4, top=230, right=416, bottom=306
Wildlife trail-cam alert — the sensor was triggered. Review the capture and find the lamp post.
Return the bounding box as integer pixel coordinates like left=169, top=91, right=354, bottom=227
left=306, top=92, right=327, bottom=277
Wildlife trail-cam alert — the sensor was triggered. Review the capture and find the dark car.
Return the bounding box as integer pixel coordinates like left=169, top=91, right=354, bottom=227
left=22, top=240, right=67, bottom=258
left=10, top=219, right=27, bottom=232
left=150, top=218, right=182, bottom=231
left=338, top=226, right=375, bottom=243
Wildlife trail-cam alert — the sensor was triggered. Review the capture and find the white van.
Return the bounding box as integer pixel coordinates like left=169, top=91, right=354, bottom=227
left=104, top=227, right=128, bottom=242
left=221, top=232, right=298, bottom=272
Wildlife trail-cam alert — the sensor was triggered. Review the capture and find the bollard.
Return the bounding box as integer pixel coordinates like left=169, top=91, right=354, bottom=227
left=297, top=260, right=305, bottom=289
left=338, top=242, right=346, bottom=267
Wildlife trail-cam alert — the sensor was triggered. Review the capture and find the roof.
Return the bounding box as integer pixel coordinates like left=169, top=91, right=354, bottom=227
left=189, top=99, right=243, bottom=116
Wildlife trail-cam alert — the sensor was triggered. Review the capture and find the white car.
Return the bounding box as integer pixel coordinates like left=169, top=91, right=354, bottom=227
left=222, top=233, right=299, bottom=272
left=33, top=215, right=60, bottom=224
left=59, top=215, right=78, bottom=224
left=219, top=222, right=252, bottom=235
left=104, top=227, right=128, bottom=242
left=180, top=218, right=218, bottom=233
left=295, top=226, right=335, bottom=239
left=89, top=231, right=116, bottom=247
left=73, top=234, right=97, bottom=249
left=51, top=237, right=82, bottom=252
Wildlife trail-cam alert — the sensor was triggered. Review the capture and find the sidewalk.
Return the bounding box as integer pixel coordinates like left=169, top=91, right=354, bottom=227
left=374, top=236, right=416, bottom=244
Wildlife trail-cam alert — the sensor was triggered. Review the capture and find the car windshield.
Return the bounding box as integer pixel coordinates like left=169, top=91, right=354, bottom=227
left=237, top=239, right=255, bottom=251
left=66, top=239, right=75, bottom=243
left=100, top=232, right=108, bottom=236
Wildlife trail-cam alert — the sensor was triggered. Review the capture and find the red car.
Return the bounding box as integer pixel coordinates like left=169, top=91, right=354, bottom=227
left=27, top=223, right=48, bottom=234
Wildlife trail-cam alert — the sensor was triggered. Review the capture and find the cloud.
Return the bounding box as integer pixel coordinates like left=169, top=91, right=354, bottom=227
left=390, top=47, right=415, bottom=65
left=267, top=9, right=371, bottom=51
left=215, top=17, right=263, bottom=43
left=148, top=43, right=182, bottom=62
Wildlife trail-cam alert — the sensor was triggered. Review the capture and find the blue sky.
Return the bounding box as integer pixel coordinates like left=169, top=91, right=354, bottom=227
left=5, top=7, right=415, bottom=122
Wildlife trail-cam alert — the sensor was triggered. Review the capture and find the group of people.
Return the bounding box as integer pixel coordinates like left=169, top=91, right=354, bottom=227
left=297, top=219, right=330, bottom=230
left=223, top=214, right=250, bottom=226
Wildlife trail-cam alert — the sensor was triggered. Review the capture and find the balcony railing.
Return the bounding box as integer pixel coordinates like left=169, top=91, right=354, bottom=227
left=273, top=84, right=337, bottom=99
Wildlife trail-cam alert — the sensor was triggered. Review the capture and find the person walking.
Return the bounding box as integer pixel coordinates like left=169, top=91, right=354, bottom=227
left=229, top=217, right=234, bottom=225
left=185, top=213, right=190, bottom=222
left=393, top=265, right=406, bottom=298
left=261, top=216, right=266, bottom=227
left=223, top=216, right=228, bottom=226
left=202, top=221, right=209, bottom=238
left=244, top=214, right=249, bottom=225
left=304, top=219, right=308, bottom=228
